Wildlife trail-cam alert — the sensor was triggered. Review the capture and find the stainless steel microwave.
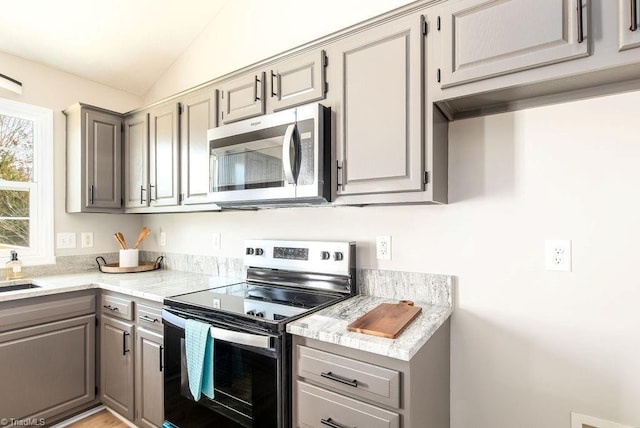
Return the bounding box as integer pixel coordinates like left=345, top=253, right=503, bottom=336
left=207, top=103, right=331, bottom=207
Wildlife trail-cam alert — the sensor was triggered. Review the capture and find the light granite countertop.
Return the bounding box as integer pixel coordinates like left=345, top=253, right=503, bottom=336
left=287, top=294, right=452, bottom=361
left=0, top=270, right=243, bottom=303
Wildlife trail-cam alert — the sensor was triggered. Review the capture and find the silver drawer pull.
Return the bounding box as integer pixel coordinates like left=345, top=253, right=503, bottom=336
left=320, top=371, right=358, bottom=388
left=321, top=417, right=353, bottom=428
left=140, top=315, right=159, bottom=323
left=103, top=305, right=119, bottom=312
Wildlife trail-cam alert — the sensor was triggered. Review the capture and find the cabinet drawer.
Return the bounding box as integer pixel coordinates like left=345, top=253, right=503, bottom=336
left=101, top=294, right=134, bottom=321
left=297, top=381, right=399, bottom=428
left=297, top=345, right=400, bottom=408
left=137, top=304, right=163, bottom=332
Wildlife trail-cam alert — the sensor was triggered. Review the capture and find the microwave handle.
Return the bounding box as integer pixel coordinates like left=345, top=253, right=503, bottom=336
left=162, top=309, right=274, bottom=350
left=282, top=123, right=297, bottom=185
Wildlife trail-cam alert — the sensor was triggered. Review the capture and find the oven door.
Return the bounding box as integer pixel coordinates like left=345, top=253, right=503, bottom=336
left=162, top=309, right=287, bottom=428
left=207, top=103, right=329, bottom=206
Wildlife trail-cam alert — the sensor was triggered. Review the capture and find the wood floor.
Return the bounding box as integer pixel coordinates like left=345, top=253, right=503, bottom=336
left=66, top=409, right=128, bottom=427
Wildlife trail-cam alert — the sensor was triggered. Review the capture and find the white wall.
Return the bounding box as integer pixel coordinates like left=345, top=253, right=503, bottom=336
left=140, top=1, right=640, bottom=427
left=0, top=51, right=143, bottom=258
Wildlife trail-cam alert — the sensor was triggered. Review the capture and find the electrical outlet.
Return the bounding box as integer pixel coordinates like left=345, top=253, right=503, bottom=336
left=545, top=239, right=571, bottom=272
left=81, top=232, right=93, bottom=248
left=56, top=232, right=76, bottom=249
left=160, top=232, right=166, bottom=247
left=376, top=236, right=392, bottom=260
left=212, top=232, right=221, bottom=250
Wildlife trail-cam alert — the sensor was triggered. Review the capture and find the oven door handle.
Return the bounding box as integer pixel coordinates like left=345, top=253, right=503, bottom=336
left=162, top=309, right=274, bottom=350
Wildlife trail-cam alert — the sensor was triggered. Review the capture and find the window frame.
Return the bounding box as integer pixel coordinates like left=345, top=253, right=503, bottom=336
left=0, top=97, right=54, bottom=266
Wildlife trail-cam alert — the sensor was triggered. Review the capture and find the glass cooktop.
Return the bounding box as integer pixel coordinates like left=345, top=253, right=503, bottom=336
left=166, top=282, right=342, bottom=322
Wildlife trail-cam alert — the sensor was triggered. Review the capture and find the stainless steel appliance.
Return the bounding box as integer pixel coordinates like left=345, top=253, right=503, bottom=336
left=162, top=239, right=356, bottom=428
left=207, top=103, right=331, bottom=207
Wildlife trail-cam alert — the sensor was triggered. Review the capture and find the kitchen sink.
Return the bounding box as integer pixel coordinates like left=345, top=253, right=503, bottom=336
left=0, top=283, right=41, bottom=292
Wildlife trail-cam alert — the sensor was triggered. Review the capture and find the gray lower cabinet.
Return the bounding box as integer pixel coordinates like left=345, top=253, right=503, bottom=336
left=293, top=320, right=451, bottom=428
left=100, top=292, right=164, bottom=427
left=135, top=327, right=164, bottom=428
left=0, top=292, right=96, bottom=424
left=101, top=315, right=135, bottom=420
left=64, top=103, right=123, bottom=213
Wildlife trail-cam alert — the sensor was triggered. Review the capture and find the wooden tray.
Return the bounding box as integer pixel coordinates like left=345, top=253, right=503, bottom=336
left=346, top=300, right=422, bottom=339
left=95, top=256, right=163, bottom=274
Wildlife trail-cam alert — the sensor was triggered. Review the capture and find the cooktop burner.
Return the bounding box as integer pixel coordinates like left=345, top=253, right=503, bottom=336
left=166, top=282, right=343, bottom=323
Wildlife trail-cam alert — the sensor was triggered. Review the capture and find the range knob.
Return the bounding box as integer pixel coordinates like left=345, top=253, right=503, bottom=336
left=255, top=312, right=265, bottom=318
left=333, top=252, right=344, bottom=261
left=320, top=251, right=331, bottom=260
left=246, top=310, right=256, bottom=316
left=246, top=248, right=255, bottom=255
left=255, top=248, right=264, bottom=256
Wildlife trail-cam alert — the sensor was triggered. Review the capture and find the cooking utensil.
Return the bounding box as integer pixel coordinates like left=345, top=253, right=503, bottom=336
left=133, top=227, right=151, bottom=249
left=346, top=300, right=422, bottom=339
left=114, top=232, right=127, bottom=249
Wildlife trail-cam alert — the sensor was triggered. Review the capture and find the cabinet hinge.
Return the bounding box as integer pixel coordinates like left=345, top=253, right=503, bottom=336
left=322, top=49, right=328, bottom=67
left=95, top=386, right=98, bottom=396
left=324, top=82, right=329, bottom=94
left=421, top=15, right=427, bottom=36
left=424, top=171, right=429, bottom=184
left=178, top=104, right=183, bottom=115
left=179, top=193, right=185, bottom=202
left=95, top=317, right=98, bottom=327
left=336, top=160, right=344, bottom=189
left=437, top=16, right=441, bottom=31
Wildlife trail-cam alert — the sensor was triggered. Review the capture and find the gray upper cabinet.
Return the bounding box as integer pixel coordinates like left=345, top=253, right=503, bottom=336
left=135, top=327, right=164, bottom=428
left=438, top=0, right=589, bottom=88
left=219, top=72, right=265, bottom=124
left=268, top=50, right=328, bottom=112
left=180, top=88, right=217, bottom=204
left=124, top=112, right=149, bottom=208
left=330, top=12, right=426, bottom=197
left=149, top=102, right=181, bottom=207
left=619, top=0, right=640, bottom=50
left=64, top=103, right=123, bottom=213
left=101, top=315, right=135, bottom=421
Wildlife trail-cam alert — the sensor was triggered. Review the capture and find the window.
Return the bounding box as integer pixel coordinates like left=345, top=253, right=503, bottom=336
left=0, top=97, right=53, bottom=265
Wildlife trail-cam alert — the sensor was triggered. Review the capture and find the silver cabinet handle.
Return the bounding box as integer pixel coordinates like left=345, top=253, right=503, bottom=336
left=577, top=0, right=584, bottom=43
left=149, top=183, right=156, bottom=201
left=631, top=0, right=638, bottom=31
left=140, top=315, right=159, bottom=323
left=140, top=185, right=146, bottom=205
left=270, top=71, right=277, bottom=97
left=89, top=185, right=94, bottom=205
left=321, top=418, right=352, bottom=428
left=103, top=304, right=119, bottom=312
left=254, top=75, right=261, bottom=101
left=282, top=123, right=297, bottom=185
left=159, top=345, right=163, bottom=372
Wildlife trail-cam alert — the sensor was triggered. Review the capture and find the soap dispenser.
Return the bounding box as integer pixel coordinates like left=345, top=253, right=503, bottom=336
left=6, top=250, right=23, bottom=280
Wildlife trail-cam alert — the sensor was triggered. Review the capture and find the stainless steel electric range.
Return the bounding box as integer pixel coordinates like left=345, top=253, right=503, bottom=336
left=162, top=239, right=356, bottom=428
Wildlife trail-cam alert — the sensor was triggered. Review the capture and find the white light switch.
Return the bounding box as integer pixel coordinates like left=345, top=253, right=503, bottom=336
left=56, top=232, right=76, bottom=249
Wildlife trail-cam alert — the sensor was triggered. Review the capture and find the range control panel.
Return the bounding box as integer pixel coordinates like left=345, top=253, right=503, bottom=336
left=244, top=239, right=355, bottom=276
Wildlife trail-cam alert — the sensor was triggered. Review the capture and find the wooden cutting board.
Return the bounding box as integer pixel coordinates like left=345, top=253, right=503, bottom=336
left=346, top=300, right=422, bottom=339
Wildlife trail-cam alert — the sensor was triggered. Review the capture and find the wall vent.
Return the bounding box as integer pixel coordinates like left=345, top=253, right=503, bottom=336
left=571, top=412, right=635, bottom=428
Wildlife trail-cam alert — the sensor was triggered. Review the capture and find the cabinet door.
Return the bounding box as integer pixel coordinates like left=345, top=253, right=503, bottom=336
left=219, top=71, right=265, bottom=124
left=619, top=0, right=640, bottom=50
left=0, top=314, right=95, bottom=421
left=149, top=103, right=180, bottom=207
left=334, top=12, right=425, bottom=196
left=101, top=316, right=134, bottom=420
left=135, top=327, right=164, bottom=428
left=124, top=112, right=149, bottom=208
left=439, top=0, right=589, bottom=88
left=85, top=109, right=122, bottom=209
left=269, top=50, right=327, bottom=112
left=181, top=89, right=217, bottom=204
